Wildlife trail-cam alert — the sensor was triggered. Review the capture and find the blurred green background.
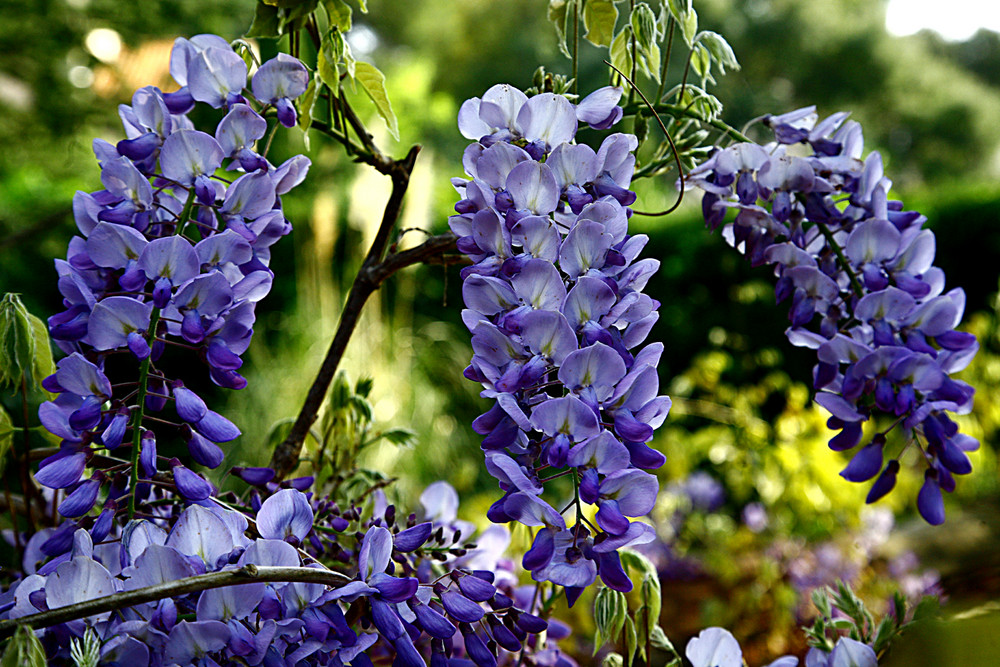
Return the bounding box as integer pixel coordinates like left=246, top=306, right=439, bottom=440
left=2, top=0, right=999, bottom=662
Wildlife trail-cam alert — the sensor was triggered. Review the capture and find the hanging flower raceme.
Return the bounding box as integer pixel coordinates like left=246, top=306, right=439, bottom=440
left=451, top=83, right=669, bottom=597
left=37, top=34, right=311, bottom=522
left=4, top=481, right=579, bottom=666
left=685, top=106, right=979, bottom=525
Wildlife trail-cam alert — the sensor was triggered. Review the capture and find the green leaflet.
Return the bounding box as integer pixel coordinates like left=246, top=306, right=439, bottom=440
left=583, top=0, right=618, bottom=48
left=0, top=625, right=46, bottom=667
left=0, top=293, right=55, bottom=392
left=353, top=61, right=399, bottom=140
left=322, top=0, right=352, bottom=32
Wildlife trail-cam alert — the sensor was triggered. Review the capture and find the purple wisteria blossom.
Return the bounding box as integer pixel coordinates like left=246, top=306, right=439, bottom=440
left=686, top=107, right=979, bottom=524
left=452, top=83, right=666, bottom=596
left=38, top=35, right=310, bottom=519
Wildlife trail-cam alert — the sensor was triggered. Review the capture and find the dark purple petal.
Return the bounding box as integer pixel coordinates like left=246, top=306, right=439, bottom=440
left=195, top=410, right=241, bottom=443
left=371, top=572, right=418, bottom=603
left=917, top=471, right=945, bottom=525
left=597, top=550, right=633, bottom=592
left=394, top=522, right=432, bottom=551
left=839, top=440, right=884, bottom=483
left=172, top=463, right=213, bottom=501
left=58, top=479, right=101, bottom=518
left=100, top=407, right=129, bottom=449
left=441, top=591, right=484, bottom=623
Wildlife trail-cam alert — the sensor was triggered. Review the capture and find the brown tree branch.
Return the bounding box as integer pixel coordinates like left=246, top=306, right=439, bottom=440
left=0, top=564, right=351, bottom=638
left=269, top=145, right=456, bottom=479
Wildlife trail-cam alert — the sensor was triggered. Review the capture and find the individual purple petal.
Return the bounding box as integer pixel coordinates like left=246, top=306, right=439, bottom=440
left=195, top=409, right=241, bottom=443
left=576, top=86, right=624, bottom=129
left=187, top=46, right=248, bottom=108
left=58, top=479, right=101, bottom=518
left=522, top=527, right=555, bottom=571
left=35, top=450, right=87, bottom=489
left=441, top=590, right=484, bottom=623
left=167, top=504, right=234, bottom=565
left=164, top=620, right=231, bottom=665
left=45, top=556, right=117, bottom=621
left=252, top=54, right=309, bottom=104
left=599, top=469, right=659, bottom=516
left=86, top=222, right=148, bottom=270
left=393, top=522, right=433, bottom=551
left=221, top=170, right=277, bottom=221
left=359, top=525, right=393, bottom=580
left=517, top=92, right=577, bottom=149
left=256, top=488, right=314, bottom=541
left=185, top=429, right=225, bottom=468
left=173, top=383, right=208, bottom=423
left=172, top=463, right=214, bottom=501
left=215, top=103, right=266, bottom=158
left=271, top=154, right=312, bottom=194
left=139, top=235, right=201, bottom=285
left=559, top=220, right=614, bottom=279
left=370, top=572, right=419, bottom=603
left=827, top=637, right=877, bottom=667
left=125, top=543, right=198, bottom=589
left=461, top=623, right=498, bottom=667
left=502, top=492, right=566, bottom=529
left=686, top=627, right=743, bottom=667
left=412, top=601, right=457, bottom=639
left=86, top=297, right=153, bottom=351
left=196, top=581, right=265, bottom=621
left=520, top=310, right=577, bottom=364
left=865, top=460, right=899, bottom=504
left=917, top=471, right=945, bottom=525
left=457, top=573, right=496, bottom=602
left=511, top=258, right=566, bottom=310
left=597, top=550, right=632, bottom=591
left=370, top=597, right=405, bottom=639
left=139, top=430, right=157, bottom=478
left=506, top=161, right=559, bottom=214
left=530, top=395, right=600, bottom=441
left=840, top=440, right=884, bottom=483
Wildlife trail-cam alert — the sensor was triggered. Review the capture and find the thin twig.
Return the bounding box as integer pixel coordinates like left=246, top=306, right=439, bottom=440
left=606, top=60, right=687, bottom=215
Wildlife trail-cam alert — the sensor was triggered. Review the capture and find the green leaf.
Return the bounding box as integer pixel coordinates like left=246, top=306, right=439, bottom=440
left=322, top=0, right=352, bottom=31
left=379, top=428, right=416, bottom=447
left=246, top=2, right=282, bottom=38
left=27, top=312, right=54, bottom=390
left=624, top=615, right=638, bottom=667
left=694, top=30, right=740, bottom=75
left=634, top=605, right=650, bottom=662
left=298, top=74, right=320, bottom=146
left=609, top=26, right=633, bottom=82
left=548, top=0, right=571, bottom=59
left=630, top=2, right=658, bottom=53
left=1, top=625, right=46, bottom=667
left=911, top=595, right=940, bottom=623
left=594, top=587, right=628, bottom=649
left=355, top=376, right=374, bottom=397
left=872, top=615, right=898, bottom=654
left=601, top=652, right=624, bottom=667
left=0, top=294, right=52, bottom=393
left=690, top=43, right=712, bottom=82
left=680, top=6, right=698, bottom=47
left=665, top=0, right=691, bottom=24
left=352, top=61, right=398, bottom=140
left=0, top=293, right=33, bottom=390
left=583, top=0, right=617, bottom=48
left=649, top=624, right=677, bottom=655
left=356, top=0, right=367, bottom=11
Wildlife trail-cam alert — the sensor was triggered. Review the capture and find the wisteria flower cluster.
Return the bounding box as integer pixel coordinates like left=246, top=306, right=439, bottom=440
left=4, top=482, right=576, bottom=666
left=686, top=107, right=979, bottom=524
left=37, top=34, right=310, bottom=520
left=450, top=83, right=671, bottom=598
